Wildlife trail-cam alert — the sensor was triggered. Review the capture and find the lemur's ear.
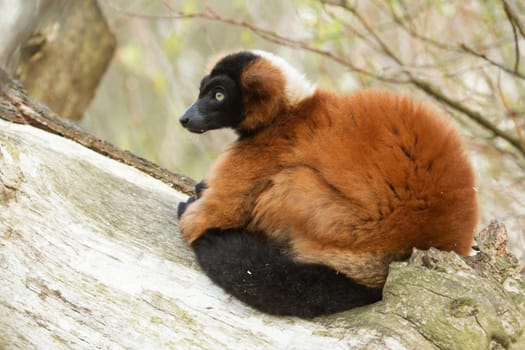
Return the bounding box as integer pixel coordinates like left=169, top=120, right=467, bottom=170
left=237, top=58, right=287, bottom=133
left=241, top=59, right=285, bottom=99
left=242, top=72, right=266, bottom=96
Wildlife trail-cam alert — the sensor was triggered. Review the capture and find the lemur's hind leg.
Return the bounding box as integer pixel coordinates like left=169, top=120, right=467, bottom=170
left=251, top=166, right=400, bottom=287
left=176, top=187, right=381, bottom=317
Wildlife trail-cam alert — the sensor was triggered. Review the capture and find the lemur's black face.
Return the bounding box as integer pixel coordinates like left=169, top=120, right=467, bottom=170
left=179, top=75, right=240, bottom=133
left=179, top=52, right=258, bottom=133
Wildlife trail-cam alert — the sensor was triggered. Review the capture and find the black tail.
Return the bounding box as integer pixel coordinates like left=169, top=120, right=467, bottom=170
left=191, top=228, right=382, bottom=318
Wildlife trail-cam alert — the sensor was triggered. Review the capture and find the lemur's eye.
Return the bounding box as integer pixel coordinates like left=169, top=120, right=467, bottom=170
left=215, top=91, right=225, bottom=101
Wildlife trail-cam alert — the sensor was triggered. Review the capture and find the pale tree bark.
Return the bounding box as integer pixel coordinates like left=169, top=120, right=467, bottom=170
left=0, top=68, right=524, bottom=350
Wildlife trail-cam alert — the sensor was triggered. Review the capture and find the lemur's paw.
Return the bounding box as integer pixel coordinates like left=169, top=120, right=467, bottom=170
left=177, top=196, right=196, bottom=219
left=195, top=180, right=207, bottom=198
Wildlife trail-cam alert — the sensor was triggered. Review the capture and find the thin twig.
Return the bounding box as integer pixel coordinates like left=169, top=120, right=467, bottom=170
left=460, top=44, right=525, bottom=80
left=497, top=73, right=525, bottom=145
left=410, top=76, right=525, bottom=156
left=502, top=0, right=525, bottom=38
left=114, top=4, right=407, bottom=84
left=502, top=0, right=522, bottom=73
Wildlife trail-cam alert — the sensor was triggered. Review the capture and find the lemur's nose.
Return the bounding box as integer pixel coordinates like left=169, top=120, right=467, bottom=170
left=179, top=114, right=189, bottom=126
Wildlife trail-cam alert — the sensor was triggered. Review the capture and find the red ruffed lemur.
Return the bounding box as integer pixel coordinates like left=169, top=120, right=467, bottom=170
left=177, top=50, right=478, bottom=318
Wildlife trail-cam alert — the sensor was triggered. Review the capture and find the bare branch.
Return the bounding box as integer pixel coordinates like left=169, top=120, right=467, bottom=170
left=111, top=3, right=407, bottom=84
left=386, top=1, right=457, bottom=51
left=502, top=0, right=525, bottom=38
left=410, top=76, right=525, bottom=156
left=385, top=0, right=524, bottom=79
left=460, top=44, right=525, bottom=80
left=0, top=70, right=195, bottom=195
left=328, top=2, right=403, bottom=66
left=502, top=0, right=522, bottom=73
left=497, top=76, right=525, bottom=145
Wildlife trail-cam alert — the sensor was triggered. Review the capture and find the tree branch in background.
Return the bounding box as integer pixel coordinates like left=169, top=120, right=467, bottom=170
left=114, top=1, right=407, bottom=84
left=502, top=0, right=525, bottom=40
left=409, top=76, right=525, bottom=155
left=502, top=0, right=521, bottom=73
left=460, top=44, right=525, bottom=81
left=140, top=1, right=525, bottom=160
left=0, top=69, right=195, bottom=195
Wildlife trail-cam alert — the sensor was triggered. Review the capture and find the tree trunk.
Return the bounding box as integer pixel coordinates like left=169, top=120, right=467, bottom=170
left=0, top=0, right=115, bottom=121
left=0, top=68, right=524, bottom=350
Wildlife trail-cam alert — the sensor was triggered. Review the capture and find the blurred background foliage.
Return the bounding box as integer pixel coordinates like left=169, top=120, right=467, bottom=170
left=85, top=0, right=524, bottom=260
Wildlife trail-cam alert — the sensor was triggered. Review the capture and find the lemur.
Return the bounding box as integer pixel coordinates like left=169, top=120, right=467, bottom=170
left=177, top=50, right=478, bottom=318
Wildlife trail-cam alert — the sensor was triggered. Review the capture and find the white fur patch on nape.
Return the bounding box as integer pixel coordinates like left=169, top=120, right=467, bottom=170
left=252, top=50, right=317, bottom=104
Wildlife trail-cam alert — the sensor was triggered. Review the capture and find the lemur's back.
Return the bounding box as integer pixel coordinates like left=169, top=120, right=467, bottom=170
left=287, top=89, right=477, bottom=256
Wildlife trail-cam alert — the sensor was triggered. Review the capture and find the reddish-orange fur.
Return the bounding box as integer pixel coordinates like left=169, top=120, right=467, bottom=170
left=179, top=58, right=478, bottom=288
